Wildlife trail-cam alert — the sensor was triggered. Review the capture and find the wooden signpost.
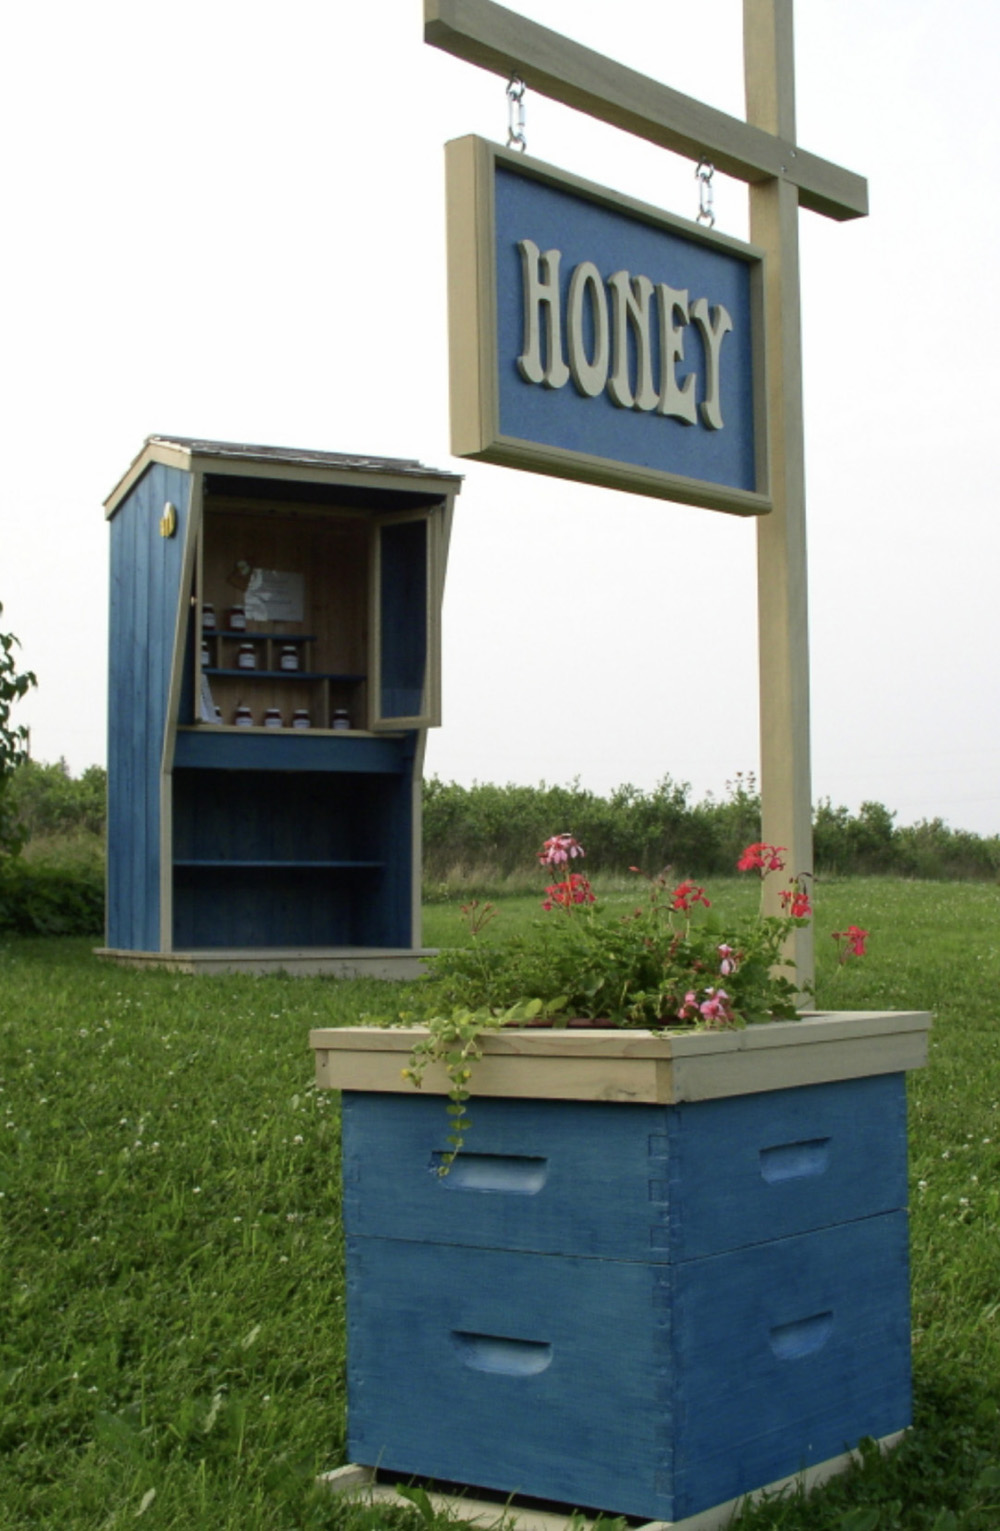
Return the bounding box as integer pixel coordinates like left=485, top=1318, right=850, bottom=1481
left=315, top=8, right=930, bottom=1530
left=430, top=0, right=869, bottom=991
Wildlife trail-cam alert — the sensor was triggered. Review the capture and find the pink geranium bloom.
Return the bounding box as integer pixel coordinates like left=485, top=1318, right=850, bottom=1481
left=676, top=990, right=701, bottom=1022
left=718, top=943, right=736, bottom=975
left=737, top=842, right=786, bottom=874
left=779, top=888, right=812, bottom=919
left=832, top=924, right=869, bottom=961
left=538, top=833, right=585, bottom=868
left=698, top=987, right=733, bottom=1025
left=541, top=871, right=595, bottom=910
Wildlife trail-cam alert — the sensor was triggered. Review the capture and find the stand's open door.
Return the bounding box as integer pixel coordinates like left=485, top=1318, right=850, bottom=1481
left=369, top=508, right=444, bottom=730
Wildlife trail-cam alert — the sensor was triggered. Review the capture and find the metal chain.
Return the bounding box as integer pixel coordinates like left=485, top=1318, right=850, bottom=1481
left=506, top=76, right=527, bottom=153
left=695, top=159, right=715, bottom=228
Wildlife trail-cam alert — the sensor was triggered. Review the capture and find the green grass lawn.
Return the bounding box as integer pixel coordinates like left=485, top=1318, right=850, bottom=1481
left=1, top=878, right=999, bottom=1529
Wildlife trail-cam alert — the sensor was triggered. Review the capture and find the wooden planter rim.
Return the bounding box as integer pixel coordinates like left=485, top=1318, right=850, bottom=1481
left=310, top=1010, right=931, bottom=1105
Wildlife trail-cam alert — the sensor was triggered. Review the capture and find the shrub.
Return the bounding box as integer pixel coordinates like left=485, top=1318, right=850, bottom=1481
left=0, top=856, right=104, bottom=936
left=6, top=758, right=107, bottom=842
left=423, top=777, right=1000, bottom=888
left=0, top=604, right=37, bottom=855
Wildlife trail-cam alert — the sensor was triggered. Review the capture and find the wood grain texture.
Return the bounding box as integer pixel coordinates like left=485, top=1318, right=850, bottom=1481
left=424, top=0, right=867, bottom=220
left=745, top=0, right=815, bottom=991
left=345, top=1214, right=911, bottom=1521
left=311, top=1013, right=931, bottom=1102
left=341, top=1075, right=909, bottom=1261
left=105, top=439, right=459, bottom=960
left=106, top=462, right=192, bottom=950
left=444, top=135, right=772, bottom=515
left=95, top=947, right=433, bottom=977
left=172, top=728, right=408, bottom=773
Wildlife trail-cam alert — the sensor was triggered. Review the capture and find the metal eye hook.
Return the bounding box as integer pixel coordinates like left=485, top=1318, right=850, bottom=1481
left=695, top=159, right=716, bottom=228
left=506, top=75, right=527, bottom=153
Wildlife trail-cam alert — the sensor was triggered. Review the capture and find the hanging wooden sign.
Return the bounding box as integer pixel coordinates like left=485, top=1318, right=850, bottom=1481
left=446, top=134, right=769, bottom=514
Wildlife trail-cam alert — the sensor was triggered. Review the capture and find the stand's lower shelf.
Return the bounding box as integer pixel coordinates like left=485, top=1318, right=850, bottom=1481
left=169, top=754, right=413, bottom=950
left=172, top=859, right=385, bottom=869
left=95, top=947, right=435, bottom=978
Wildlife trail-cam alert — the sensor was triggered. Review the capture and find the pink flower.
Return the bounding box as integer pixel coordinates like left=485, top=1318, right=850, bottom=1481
left=698, top=987, right=733, bottom=1026
left=779, top=888, right=812, bottom=919
left=737, top=842, right=786, bottom=874
left=718, top=943, right=736, bottom=976
left=832, top=925, right=869, bottom=962
left=676, top=990, right=701, bottom=1021
left=538, top=833, right=585, bottom=868
left=542, top=872, right=595, bottom=910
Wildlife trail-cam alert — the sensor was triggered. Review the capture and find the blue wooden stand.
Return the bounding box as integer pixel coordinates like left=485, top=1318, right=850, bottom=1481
left=100, top=437, right=460, bottom=974
left=313, top=1016, right=929, bottom=1525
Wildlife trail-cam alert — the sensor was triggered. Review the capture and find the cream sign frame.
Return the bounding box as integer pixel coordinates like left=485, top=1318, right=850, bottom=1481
left=446, top=134, right=770, bottom=516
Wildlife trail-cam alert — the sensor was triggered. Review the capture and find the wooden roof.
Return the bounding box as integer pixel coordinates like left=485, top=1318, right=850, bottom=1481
left=104, top=435, right=462, bottom=517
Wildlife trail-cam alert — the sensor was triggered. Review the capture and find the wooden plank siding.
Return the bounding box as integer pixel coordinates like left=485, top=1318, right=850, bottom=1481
left=344, top=1213, right=911, bottom=1522
left=102, top=438, right=460, bottom=964
left=341, top=1075, right=908, bottom=1263
left=106, top=463, right=192, bottom=949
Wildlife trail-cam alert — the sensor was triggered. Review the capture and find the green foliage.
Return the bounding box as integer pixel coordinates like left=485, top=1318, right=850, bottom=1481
left=424, top=868, right=805, bottom=1028
left=0, top=878, right=999, bottom=1524
left=422, top=771, right=758, bottom=883
left=7, top=757, right=107, bottom=842
left=396, top=998, right=553, bottom=1173
left=424, top=774, right=1000, bottom=890
left=399, top=850, right=812, bottom=1168
left=0, top=854, right=105, bottom=935
left=0, top=942, right=433, bottom=1530
left=0, top=603, right=37, bottom=856
left=0, top=759, right=106, bottom=933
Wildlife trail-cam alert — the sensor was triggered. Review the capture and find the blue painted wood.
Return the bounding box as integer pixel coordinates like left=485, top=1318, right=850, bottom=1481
left=106, top=463, right=192, bottom=949
left=379, top=519, right=427, bottom=720
left=204, top=669, right=362, bottom=681
left=171, top=729, right=407, bottom=774
left=341, top=1075, right=909, bottom=1261
left=492, top=161, right=761, bottom=502
left=106, top=449, right=441, bottom=955
left=345, top=1213, right=912, bottom=1522
left=171, top=767, right=410, bottom=947
left=346, top=1236, right=672, bottom=1517
left=668, top=1211, right=911, bottom=1516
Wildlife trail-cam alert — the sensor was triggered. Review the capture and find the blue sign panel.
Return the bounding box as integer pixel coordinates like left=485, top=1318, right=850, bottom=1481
left=446, top=138, right=769, bottom=515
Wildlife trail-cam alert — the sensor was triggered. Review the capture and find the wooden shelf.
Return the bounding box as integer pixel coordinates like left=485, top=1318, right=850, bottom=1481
left=174, top=859, right=384, bottom=869
left=204, top=669, right=364, bottom=682
left=206, top=631, right=318, bottom=642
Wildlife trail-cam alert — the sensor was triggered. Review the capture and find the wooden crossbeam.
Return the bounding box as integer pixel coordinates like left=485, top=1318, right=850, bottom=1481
left=424, top=0, right=867, bottom=220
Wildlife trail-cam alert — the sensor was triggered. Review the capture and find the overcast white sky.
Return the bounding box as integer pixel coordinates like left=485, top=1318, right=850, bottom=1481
left=2, top=0, right=998, bottom=834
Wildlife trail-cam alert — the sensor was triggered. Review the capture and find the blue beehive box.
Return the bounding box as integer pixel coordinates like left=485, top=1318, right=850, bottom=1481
left=313, top=1014, right=930, bottom=1524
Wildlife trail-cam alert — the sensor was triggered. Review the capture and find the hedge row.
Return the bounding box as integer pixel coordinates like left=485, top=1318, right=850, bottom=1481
left=2, top=766, right=998, bottom=937
left=423, top=775, right=1000, bottom=883
left=0, top=857, right=104, bottom=936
